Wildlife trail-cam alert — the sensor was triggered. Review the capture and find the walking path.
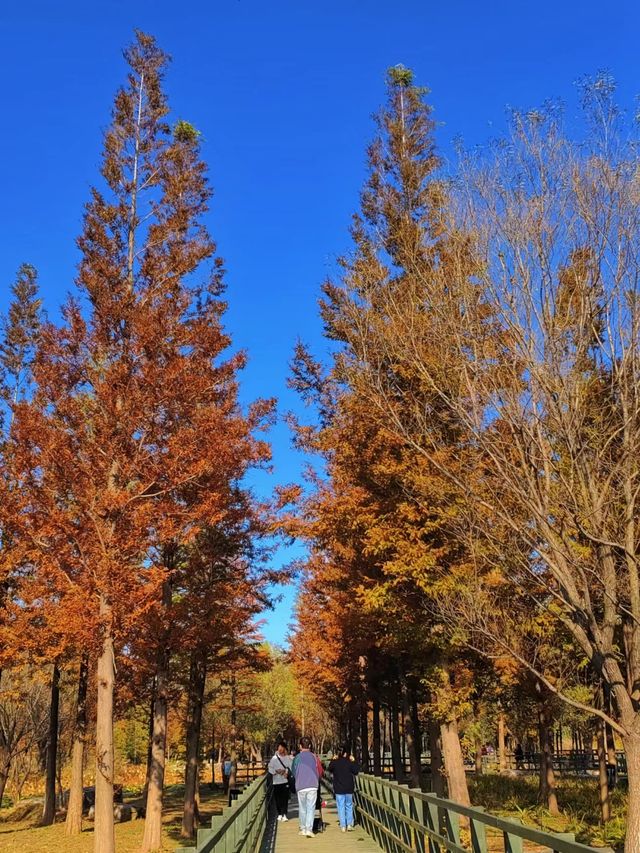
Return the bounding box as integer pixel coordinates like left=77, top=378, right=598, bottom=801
left=267, top=789, right=381, bottom=853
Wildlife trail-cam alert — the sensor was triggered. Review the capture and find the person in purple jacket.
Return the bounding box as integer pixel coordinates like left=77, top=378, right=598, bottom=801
left=292, top=737, right=323, bottom=837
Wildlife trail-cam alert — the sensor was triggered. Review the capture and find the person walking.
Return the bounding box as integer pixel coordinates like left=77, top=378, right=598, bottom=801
left=292, top=737, right=322, bottom=837
left=268, top=741, right=292, bottom=821
left=329, top=747, right=359, bottom=832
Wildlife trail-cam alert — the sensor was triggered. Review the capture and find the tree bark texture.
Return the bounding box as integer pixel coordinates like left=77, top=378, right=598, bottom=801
left=142, top=684, right=155, bottom=811
left=182, top=650, right=206, bottom=839
left=0, top=761, right=10, bottom=810
left=440, top=718, right=470, bottom=806
left=360, top=700, right=369, bottom=772
left=596, top=720, right=610, bottom=823
left=390, top=702, right=402, bottom=780
left=427, top=717, right=444, bottom=797
left=538, top=703, right=559, bottom=815
left=94, top=597, right=115, bottom=853
left=372, top=697, right=382, bottom=775
left=623, top=732, right=640, bottom=853
left=42, top=662, right=60, bottom=825
left=141, top=642, right=170, bottom=852
left=403, top=681, right=421, bottom=788
left=498, top=711, right=507, bottom=773
left=66, top=655, right=89, bottom=835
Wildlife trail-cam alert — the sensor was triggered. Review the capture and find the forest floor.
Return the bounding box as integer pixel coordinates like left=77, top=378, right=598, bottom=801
left=0, top=783, right=228, bottom=852
left=469, top=774, right=627, bottom=850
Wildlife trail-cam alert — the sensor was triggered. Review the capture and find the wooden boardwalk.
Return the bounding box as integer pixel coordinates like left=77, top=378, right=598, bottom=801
left=264, top=790, right=381, bottom=853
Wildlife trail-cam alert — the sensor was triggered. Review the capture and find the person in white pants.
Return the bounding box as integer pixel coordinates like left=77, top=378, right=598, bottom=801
left=292, top=737, right=322, bottom=837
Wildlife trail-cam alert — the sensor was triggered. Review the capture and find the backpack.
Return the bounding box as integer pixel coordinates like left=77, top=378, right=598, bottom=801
left=277, top=755, right=295, bottom=794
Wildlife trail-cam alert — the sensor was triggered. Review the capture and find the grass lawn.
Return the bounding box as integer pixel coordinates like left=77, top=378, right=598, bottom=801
left=469, top=774, right=627, bottom=850
left=0, top=784, right=227, bottom=853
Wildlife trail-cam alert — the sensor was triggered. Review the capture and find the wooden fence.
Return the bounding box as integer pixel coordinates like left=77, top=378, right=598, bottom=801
left=176, top=773, right=271, bottom=853
left=350, top=773, right=609, bottom=853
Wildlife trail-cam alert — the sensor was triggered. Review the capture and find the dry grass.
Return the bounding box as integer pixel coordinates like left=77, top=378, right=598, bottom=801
left=0, top=784, right=227, bottom=853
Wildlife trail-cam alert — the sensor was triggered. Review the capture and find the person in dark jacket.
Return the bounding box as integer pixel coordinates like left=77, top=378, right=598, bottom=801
left=328, top=748, right=359, bottom=831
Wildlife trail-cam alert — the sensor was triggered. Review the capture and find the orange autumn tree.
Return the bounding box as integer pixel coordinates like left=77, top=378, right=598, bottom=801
left=7, top=32, right=272, bottom=853
left=286, top=67, right=489, bottom=804
left=288, top=341, right=474, bottom=801
left=172, top=498, right=275, bottom=839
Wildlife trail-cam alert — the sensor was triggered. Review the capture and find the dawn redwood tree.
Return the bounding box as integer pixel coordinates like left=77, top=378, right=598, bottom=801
left=0, top=263, right=42, bottom=610
left=288, top=67, right=478, bottom=804
left=9, top=32, right=272, bottom=853
left=325, top=73, right=640, bottom=851
left=176, top=505, right=273, bottom=839
left=0, top=264, right=42, bottom=414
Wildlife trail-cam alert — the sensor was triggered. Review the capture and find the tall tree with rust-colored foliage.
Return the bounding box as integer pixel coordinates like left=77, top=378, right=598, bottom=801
left=287, top=67, right=481, bottom=803
left=7, top=32, right=272, bottom=853
left=174, top=500, right=275, bottom=840
left=0, top=264, right=42, bottom=413
left=319, top=70, right=640, bottom=851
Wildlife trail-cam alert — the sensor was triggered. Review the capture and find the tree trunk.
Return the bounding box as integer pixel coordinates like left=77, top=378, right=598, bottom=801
left=141, top=684, right=155, bottom=811
left=603, top=683, right=617, bottom=789
left=95, top=596, right=115, bottom=853
left=402, top=682, right=421, bottom=788
left=475, top=742, right=483, bottom=774
left=42, top=662, right=60, bottom=825
left=498, top=710, right=507, bottom=773
left=538, top=703, right=559, bottom=815
left=410, top=684, right=422, bottom=775
left=427, top=717, right=444, bottom=797
left=216, top=743, right=223, bottom=787
left=0, top=761, right=10, bottom=809
left=596, top=720, right=610, bottom=823
left=66, top=655, right=89, bottom=835
left=228, top=679, right=238, bottom=790
left=440, top=718, right=470, bottom=806
left=141, top=641, right=170, bottom=852
left=390, top=702, right=402, bottom=780
left=606, top=723, right=617, bottom=764
left=623, top=731, right=640, bottom=853
left=372, top=697, right=382, bottom=775
left=182, top=650, right=206, bottom=839
left=360, top=700, right=369, bottom=772
left=228, top=748, right=238, bottom=790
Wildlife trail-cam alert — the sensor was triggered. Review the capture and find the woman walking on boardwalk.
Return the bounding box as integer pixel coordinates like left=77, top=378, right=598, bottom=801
left=268, top=741, right=293, bottom=821
left=292, top=737, right=323, bottom=837
left=329, top=748, right=359, bottom=832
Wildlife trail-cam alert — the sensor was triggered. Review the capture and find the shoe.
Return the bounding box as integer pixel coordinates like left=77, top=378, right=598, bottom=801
left=305, top=830, right=314, bottom=837
left=299, top=830, right=306, bottom=835
left=347, top=825, right=354, bottom=831
left=282, top=816, right=289, bottom=821
left=341, top=827, right=346, bottom=833
left=277, top=815, right=282, bottom=821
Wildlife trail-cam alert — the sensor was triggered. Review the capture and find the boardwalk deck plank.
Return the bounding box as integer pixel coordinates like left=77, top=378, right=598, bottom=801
left=272, top=792, right=381, bottom=853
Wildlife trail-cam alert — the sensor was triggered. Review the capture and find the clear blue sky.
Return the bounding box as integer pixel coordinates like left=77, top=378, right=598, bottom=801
left=1, top=0, right=637, bottom=645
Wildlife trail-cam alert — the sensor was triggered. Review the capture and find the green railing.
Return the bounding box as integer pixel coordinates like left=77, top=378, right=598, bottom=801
left=176, top=773, right=272, bottom=853
left=355, top=774, right=609, bottom=853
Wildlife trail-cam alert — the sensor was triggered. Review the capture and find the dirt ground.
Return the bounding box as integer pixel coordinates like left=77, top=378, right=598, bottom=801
left=0, top=784, right=227, bottom=853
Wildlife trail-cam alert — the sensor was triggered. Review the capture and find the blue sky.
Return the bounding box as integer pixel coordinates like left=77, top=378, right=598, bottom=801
left=0, top=0, right=637, bottom=645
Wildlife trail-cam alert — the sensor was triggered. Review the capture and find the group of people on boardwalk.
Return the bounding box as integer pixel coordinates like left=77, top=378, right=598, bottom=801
left=268, top=737, right=360, bottom=837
